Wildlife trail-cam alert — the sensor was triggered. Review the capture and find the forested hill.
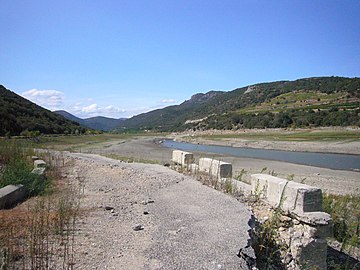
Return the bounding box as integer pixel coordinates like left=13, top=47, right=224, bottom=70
left=54, top=110, right=126, bottom=131
left=119, top=77, right=360, bottom=131
left=0, top=85, right=86, bottom=136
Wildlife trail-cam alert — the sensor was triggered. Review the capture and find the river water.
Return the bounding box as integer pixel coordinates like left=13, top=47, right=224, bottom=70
left=162, top=140, right=360, bottom=171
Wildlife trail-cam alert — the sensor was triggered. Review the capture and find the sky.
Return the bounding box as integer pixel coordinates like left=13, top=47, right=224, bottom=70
left=1, top=0, right=359, bottom=119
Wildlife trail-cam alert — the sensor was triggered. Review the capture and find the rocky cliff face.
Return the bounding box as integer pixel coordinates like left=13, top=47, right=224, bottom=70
left=186, top=91, right=223, bottom=104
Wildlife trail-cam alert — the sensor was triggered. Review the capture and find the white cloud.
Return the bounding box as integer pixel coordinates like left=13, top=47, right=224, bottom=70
left=22, top=89, right=65, bottom=110
left=82, top=103, right=100, bottom=113
left=71, top=103, right=126, bottom=118
left=104, top=105, right=126, bottom=113
left=160, top=99, right=176, bottom=103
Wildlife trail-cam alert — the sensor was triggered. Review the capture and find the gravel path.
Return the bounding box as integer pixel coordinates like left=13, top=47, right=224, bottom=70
left=62, top=152, right=253, bottom=269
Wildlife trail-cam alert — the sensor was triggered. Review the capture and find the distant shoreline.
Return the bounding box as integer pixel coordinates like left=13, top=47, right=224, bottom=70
left=171, top=127, right=360, bottom=155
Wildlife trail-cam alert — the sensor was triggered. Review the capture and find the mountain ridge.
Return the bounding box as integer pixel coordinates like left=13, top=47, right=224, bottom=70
left=54, top=110, right=126, bottom=131
left=118, top=76, right=360, bottom=131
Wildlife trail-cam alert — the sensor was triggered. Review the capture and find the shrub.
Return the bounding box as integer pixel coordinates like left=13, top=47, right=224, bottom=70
left=0, top=139, right=50, bottom=196
left=323, top=193, right=360, bottom=248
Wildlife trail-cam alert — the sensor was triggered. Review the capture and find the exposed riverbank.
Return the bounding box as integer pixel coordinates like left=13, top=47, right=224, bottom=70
left=171, top=128, right=360, bottom=155
left=79, top=135, right=360, bottom=195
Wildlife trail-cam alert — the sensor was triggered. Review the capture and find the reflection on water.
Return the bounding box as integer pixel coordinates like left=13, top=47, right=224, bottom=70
left=162, top=140, right=360, bottom=171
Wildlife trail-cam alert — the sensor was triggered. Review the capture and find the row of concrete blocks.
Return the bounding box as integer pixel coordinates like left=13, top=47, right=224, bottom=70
left=0, top=157, right=47, bottom=209
left=172, top=150, right=330, bottom=218
left=172, top=150, right=232, bottom=179
left=172, top=150, right=331, bottom=269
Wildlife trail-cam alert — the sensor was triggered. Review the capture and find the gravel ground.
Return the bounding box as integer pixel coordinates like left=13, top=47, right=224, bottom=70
left=61, top=152, right=253, bottom=269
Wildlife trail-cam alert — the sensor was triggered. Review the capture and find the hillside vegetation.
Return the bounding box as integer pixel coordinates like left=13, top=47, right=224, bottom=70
left=0, top=85, right=86, bottom=136
left=55, top=110, right=126, bottom=131
left=119, top=77, right=360, bottom=131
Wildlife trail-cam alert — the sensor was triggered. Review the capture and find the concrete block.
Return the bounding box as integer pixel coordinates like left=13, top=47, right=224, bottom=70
left=172, top=150, right=194, bottom=166
left=233, top=180, right=252, bottom=197
left=199, top=158, right=232, bottom=179
left=34, top=159, right=46, bottom=168
left=189, top=163, right=199, bottom=174
left=31, top=156, right=39, bottom=161
left=0, top=185, right=26, bottom=209
left=31, top=167, right=46, bottom=175
left=251, top=174, right=323, bottom=214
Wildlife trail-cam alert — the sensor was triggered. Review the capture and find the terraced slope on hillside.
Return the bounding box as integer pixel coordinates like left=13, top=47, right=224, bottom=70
left=119, top=77, right=360, bottom=131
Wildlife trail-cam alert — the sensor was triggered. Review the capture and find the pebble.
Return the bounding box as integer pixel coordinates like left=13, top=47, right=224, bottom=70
left=105, top=206, right=114, bottom=211
left=133, top=224, right=144, bottom=231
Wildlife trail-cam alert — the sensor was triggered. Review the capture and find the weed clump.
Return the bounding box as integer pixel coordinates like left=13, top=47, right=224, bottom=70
left=0, top=139, right=50, bottom=197
left=323, top=192, right=360, bottom=249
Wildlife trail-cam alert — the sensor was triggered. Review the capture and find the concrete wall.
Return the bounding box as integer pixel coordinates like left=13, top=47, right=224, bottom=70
left=0, top=185, right=26, bottom=209
left=250, top=174, right=323, bottom=215
left=199, top=158, right=232, bottom=179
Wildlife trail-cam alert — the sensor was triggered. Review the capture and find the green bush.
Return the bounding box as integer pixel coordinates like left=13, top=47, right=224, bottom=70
left=0, top=139, right=50, bottom=197
left=323, top=193, right=360, bottom=248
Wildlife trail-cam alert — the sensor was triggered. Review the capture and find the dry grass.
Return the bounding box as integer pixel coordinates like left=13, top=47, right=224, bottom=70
left=0, top=151, right=83, bottom=270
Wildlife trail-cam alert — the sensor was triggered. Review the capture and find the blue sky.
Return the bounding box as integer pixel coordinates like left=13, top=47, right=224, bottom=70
left=1, top=0, right=359, bottom=118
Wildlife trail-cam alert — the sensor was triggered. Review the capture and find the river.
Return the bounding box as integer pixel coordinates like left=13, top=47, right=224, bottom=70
left=162, top=140, right=360, bottom=171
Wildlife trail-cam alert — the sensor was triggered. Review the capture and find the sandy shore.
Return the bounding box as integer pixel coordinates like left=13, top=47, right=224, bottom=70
left=79, top=136, right=360, bottom=196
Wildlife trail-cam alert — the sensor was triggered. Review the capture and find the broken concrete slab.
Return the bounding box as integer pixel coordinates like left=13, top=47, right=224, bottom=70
left=0, top=185, right=26, bottom=209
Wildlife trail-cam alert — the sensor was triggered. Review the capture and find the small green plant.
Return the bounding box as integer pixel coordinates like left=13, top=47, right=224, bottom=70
left=223, top=179, right=235, bottom=194
left=235, top=169, right=247, bottom=182
left=250, top=180, right=266, bottom=203
left=0, top=248, right=8, bottom=270
left=286, top=174, right=295, bottom=181
left=250, top=181, right=289, bottom=269
left=300, top=177, right=307, bottom=184
left=323, top=192, right=360, bottom=249
left=269, top=170, right=278, bottom=177
left=0, top=140, right=50, bottom=197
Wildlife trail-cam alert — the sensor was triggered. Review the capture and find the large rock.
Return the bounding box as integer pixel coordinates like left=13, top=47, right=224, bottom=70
left=199, top=158, right=232, bottom=179
left=0, top=185, right=26, bottom=209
